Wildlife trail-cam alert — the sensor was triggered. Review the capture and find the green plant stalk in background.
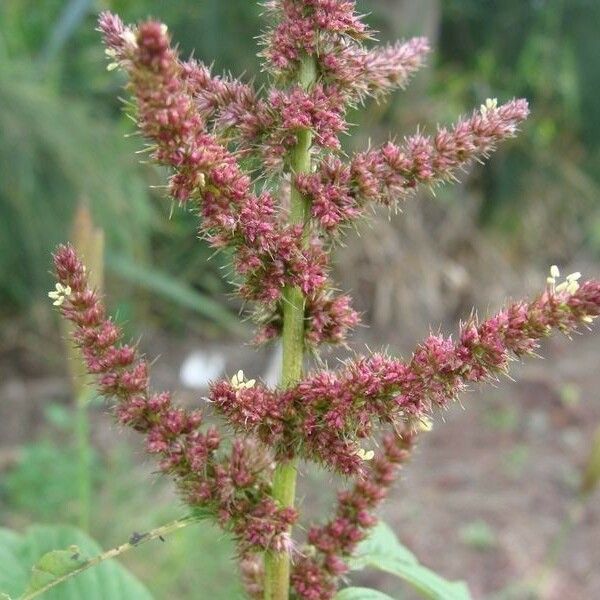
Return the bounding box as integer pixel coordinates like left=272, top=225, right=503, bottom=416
left=74, top=389, right=93, bottom=532
left=264, top=54, right=318, bottom=600
left=65, top=205, right=105, bottom=532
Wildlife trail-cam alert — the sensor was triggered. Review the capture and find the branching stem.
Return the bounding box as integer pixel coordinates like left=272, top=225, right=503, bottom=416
left=263, top=54, right=317, bottom=600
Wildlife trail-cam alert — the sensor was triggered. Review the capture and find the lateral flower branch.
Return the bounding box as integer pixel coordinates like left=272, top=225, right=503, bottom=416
left=48, top=3, right=600, bottom=600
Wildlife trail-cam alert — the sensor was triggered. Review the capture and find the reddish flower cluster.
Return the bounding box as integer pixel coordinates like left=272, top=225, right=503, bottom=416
left=262, top=1, right=431, bottom=105
left=98, top=13, right=358, bottom=340
left=181, top=59, right=346, bottom=168
left=297, top=99, right=530, bottom=231
left=52, top=245, right=296, bottom=554
left=239, top=552, right=265, bottom=599
left=181, top=60, right=258, bottom=126
left=292, top=431, right=416, bottom=600
left=266, top=84, right=347, bottom=161
left=320, top=37, right=431, bottom=102
left=212, top=279, right=600, bottom=475
left=262, top=0, right=369, bottom=79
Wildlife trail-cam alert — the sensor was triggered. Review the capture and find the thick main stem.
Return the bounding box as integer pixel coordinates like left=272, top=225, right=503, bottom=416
left=263, top=55, right=317, bottom=600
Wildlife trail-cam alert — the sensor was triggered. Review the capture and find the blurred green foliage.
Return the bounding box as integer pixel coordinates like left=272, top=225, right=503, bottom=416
left=1, top=1, right=150, bottom=316
left=0, top=0, right=238, bottom=333
left=438, top=0, right=600, bottom=258
left=0, top=58, right=154, bottom=315
left=3, top=440, right=89, bottom=521
left=1, top=400, right=98, bottom=522
left=1, top=440, right=244, bottom=599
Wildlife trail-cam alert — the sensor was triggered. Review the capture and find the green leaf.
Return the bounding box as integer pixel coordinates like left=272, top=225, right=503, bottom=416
left=349, top=521, right=416, bottom=569
left=23, top=546, right=86, bottom=596
left=348, top=522, right=471, bottom=600
left=0, top=525, right=152, bottom=600
left=189, top=506, right=215, bottom=521
left=335, top=588, right=396, bottom=600
left=0, top=529, right=27, bottom=597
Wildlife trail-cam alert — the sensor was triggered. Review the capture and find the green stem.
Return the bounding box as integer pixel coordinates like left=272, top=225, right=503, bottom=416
left=263, top=55, right=317, bottom=600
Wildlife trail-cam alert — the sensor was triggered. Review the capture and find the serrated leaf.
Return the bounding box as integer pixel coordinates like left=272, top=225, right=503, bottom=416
left=0, top=525, right=152, bottom=600
left=348, top=521, right=471, bottom=600
left=335, top=588, right=396, bottom=600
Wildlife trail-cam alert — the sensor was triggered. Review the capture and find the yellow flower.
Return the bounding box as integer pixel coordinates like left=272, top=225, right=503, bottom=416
left=354, top=448, right=375, bottom=461
left=555, top=271, right=581, bottom=295
left=48, top=283, right=72, bottom=306
left=231, top=369, right=256, bottom=391
left=480, top=97, right=498, bottom=116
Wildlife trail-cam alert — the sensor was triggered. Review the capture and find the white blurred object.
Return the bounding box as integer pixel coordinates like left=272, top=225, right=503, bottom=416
left=262, top=343, right=283, bottom=387
left=179, top=350, right=226, bottom=389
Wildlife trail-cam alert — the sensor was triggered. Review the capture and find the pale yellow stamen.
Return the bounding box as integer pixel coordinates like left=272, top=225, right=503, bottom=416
left=231, top=369, right=256, bottom=391
left=354, top=448, right=375, bottom=461
left=480, top=97, right=498, bottom=116
left=48, top=283, right=72, bottom=306
left=552, top=268, right=583, bottom=295
left=547, top=265, right=561, bottom=292
left=121, top=29, right=138, bottom=48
